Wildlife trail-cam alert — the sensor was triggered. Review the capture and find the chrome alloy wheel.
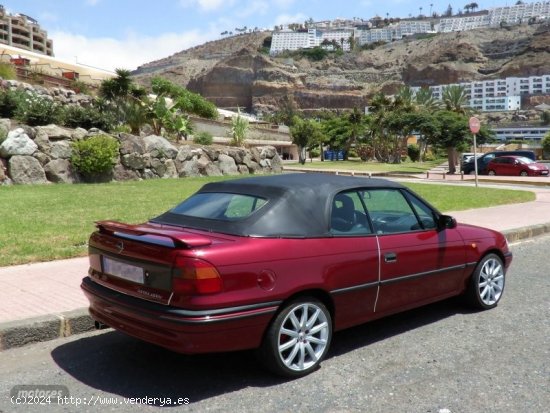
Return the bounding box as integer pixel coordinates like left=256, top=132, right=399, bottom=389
left=277, top=303, right=330, bottom=372
left=477, top=257, right=505, bottom=306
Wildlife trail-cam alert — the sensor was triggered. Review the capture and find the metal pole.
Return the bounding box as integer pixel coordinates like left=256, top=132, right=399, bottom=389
left=473, top=133, right=478, bottom=187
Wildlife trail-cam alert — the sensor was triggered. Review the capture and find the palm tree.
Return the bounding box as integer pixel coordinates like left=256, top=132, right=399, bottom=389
left=442, top=85, right=471, bottom=173
left=442, top=85, right=470, bottom=115
left=471, top=2, right=479, bottom=12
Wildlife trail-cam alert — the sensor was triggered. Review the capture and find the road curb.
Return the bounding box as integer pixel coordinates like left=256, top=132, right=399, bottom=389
left=503, top=223, right=550, bottom=243
left=0, top=308, right=94, bottom=351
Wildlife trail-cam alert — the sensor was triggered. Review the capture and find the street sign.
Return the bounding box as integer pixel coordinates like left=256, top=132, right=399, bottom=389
left=469, top=116, right=481, bottom=134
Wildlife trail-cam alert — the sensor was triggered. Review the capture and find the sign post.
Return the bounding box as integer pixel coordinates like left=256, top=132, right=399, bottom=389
left=469, top=117, right=481, bottom=188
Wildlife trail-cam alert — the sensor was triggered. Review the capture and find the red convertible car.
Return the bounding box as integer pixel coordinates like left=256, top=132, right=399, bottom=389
left=81, top=173, right=512, bottom=377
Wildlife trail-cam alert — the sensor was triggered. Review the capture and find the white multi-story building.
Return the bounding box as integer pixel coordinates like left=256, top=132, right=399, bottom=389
left=437, top=13, right=491, bottom=32
left=437, top=1, right=550, bottom=32
left=270, top=27, right=354, bottom=55
left=358, top=21, right=432, bottom=45
left=469, top=96, right=521, bottom=112
left=489, top=1, right=550, bottom=25
left=0, top=6, right=53, bottom=56
left=412, top=75, right=550, bottom=110
left=270, top=29, right=310, bottom=54
left=493, top=126, right=550, bottom=141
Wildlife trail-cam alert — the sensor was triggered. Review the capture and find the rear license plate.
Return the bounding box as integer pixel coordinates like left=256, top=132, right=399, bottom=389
left=102, top=256, right=144, bottom=284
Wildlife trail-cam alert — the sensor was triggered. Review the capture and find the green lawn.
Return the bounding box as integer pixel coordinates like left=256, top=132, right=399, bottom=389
left=286, top=159, right=445, bottom=173
left=0, top=177, right=535, bottom=266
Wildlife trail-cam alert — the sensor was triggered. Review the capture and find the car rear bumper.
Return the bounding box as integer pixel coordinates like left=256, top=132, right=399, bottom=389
left=81, top=277, right=279, bottom=354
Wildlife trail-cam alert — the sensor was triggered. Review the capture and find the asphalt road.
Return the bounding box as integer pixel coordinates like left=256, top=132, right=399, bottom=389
left=0, top=236, right=548, bottom=413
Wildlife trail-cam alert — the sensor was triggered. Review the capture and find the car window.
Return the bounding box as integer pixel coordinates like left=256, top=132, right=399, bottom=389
left=330, top=191, right=372, bottom=235
left=482, top=154, right=496, bottom=164
left=359, top=189, right=422, bottom=235
left=169, top=193, right=267, bottom=221
left=403, top=192, right=437, bottom=230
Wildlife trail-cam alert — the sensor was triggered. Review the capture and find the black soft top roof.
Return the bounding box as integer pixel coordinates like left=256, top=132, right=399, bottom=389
left=152, top=173, right=407, bottom=237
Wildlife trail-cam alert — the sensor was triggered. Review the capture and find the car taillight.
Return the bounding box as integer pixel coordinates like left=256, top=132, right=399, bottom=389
left=173, top=256, right=223, bottom=295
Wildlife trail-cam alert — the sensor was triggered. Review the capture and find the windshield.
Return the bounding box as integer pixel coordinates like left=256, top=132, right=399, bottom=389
left=169, top=193, right=268, bottom=221
left=516, top=157, right=534, bottom=164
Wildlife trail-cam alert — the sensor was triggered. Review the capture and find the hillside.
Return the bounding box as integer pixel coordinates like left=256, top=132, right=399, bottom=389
left=131, top=23, right=550, bottom=114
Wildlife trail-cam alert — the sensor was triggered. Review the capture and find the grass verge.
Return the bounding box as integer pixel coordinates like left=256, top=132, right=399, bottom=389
left=0, top=177, right=535, bottom=266
left=285, top=159, right=445, bottom=173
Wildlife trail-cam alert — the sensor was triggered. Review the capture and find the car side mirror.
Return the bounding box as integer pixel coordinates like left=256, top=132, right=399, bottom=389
left=437, top=215, right=457, bottom=230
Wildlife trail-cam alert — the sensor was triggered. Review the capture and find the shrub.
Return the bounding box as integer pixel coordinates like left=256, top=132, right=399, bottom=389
left=71, top=134, right=119, bottom=178
left=0, top=123, right=8, bottom=144
left=407, top=144, right=420, bottom=162
left=69, top=80, right=91, bottom=95
left=0, top=63, right=16, bottom=80
left=355, top=144, right=373, bottom=161
left=230, top=112, right=249, bottom=147
left=15, top=93, right=62, bottom=126
left=0, top=89, right=24, bottom=118
left=542, top=132, right=550, bottom=159
left=193, top=131, right=213, bottom=145
left=422, top=151, right=436, bottom=162
left=62, top=105, right=115, bottom=131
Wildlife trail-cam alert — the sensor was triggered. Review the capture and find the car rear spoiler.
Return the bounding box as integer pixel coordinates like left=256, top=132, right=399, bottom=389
left=95, top=220, right=213, bottom=248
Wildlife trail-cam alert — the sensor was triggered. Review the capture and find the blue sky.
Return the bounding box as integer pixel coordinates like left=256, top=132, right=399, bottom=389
left=5, top=0, right=511, bottom=71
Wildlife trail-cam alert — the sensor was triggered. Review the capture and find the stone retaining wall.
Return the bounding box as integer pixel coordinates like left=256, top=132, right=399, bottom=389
left=0, top=121, right=282, bottom=185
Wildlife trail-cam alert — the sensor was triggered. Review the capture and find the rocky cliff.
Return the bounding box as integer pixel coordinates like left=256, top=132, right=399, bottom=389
left=132, top=23, right=550, bottom=114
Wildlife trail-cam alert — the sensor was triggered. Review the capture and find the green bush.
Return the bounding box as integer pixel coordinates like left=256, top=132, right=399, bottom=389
left=407, top=144, right=420, bottom=162
left=355, top=144, right=373, bottom=161
left=542, top=132, right=550, bottom=159
left=0, top=89, right=24, bottom=118
left=15, top=94, right=62, bottom=126
left=71, top=135, right=119, bottom=178
left=193, top=131, right=213, bottom=145
left=422, top=151, right=436, bottom=162
left=62, top=105, right=115, bottom=131
left=69, top=80, right=91, bottom=95
left=0, top=63, right=16, bottom=80
left=0, top=123, right=8, bottom=144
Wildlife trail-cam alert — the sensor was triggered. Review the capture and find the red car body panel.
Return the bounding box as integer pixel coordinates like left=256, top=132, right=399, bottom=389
left=81, top=174, right=512, bottom=355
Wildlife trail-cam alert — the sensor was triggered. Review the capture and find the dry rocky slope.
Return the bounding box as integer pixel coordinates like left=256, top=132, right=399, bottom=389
left=132, top=23, right=550, bottom=114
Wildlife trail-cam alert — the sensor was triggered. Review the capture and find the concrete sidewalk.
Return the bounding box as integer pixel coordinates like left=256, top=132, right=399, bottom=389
left=1, top=182, right=550, bottom=351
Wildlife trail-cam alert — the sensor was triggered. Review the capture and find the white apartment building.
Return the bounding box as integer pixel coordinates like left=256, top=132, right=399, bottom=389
left=489, top=0, right=550, bottom=25
left=0, top=6, right=53, bottom=56
left=412, top=74, right=550, bottom=112
left=437, top=1, right=550, bottom=32
left=358, top=21, right=432, bottom=45
left=270, top=27, right=354, bottom=55
left=437, top=13, right=490, bottom=32
left=506, top=75, right=550, bottom=95
left=270, top=29, right=310, bottom=54
left=493, top=126, right=550, bottom=141
left=470, top=96, right=521, bottom=112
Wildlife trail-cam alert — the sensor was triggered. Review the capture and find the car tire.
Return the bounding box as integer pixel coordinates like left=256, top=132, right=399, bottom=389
left=257, top=297, right=332, bottom=377
left=520, top=171, right=528, bottom=177
left=465, top=253, right=505, bottom=310
left=488, top=170, right=496, bottom=176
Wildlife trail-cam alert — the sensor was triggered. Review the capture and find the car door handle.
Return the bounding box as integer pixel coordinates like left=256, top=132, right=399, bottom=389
left=384, top=252, right=397, bottom=263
